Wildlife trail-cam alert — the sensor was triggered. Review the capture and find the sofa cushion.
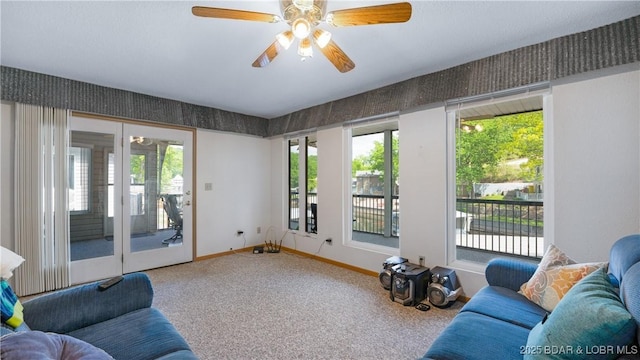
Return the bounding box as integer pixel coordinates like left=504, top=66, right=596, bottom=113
left=485, top=258, right=538, bottom=291
left=1, top=330, right=114, bottom=359
left=522, top=261, right=607, bottom=312
left=620, top=262, right=640, bottom=347
left=461, top=286, right=547, bottom=329
left=525, top=268, right=637, bottom=360
left=68, top=308, right=192, bottom=360
left=1, top=281, right=26, bottom=329
left=609, top=234, right=640, bottom=284
left=0, top=246, right=25, bottom=280
left=24, top=273, right=153, bottom=334
left=519, top=244, right=606, bottom=312
left=423, top=311, right=531, bottom=360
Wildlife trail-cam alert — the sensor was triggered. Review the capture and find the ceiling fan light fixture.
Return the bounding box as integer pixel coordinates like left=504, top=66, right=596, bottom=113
left=298, top=37, right=313, bottom=57
left=313, top=29, right=332, bottom=48
left=276, top=30, right=295, bottom=49
left=292, top=18, right=311, bottom=39
left=293, top=0, right=314, bottom=11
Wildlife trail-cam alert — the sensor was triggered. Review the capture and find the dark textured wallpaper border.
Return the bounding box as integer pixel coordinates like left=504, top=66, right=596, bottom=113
left=0, top=67, right=270, bottom=137
left=1, top=16, right=638, bottom=138
left=269, top=15, right=639, bottom=136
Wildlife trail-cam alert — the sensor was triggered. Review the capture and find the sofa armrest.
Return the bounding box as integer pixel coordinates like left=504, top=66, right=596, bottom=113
left=23, top=273, right=153, bottom=334
left=485, top=258, right=538, bottom=292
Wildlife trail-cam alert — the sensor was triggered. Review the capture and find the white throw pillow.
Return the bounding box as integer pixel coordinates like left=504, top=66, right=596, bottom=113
left=0, top=247, right=25, bottom=280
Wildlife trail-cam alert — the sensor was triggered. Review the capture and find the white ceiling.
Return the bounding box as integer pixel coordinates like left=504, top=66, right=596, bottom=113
left=2, top=1, right=639, bottom=119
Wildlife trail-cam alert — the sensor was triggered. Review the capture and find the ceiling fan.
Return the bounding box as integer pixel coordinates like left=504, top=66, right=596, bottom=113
left=192, top=0, right=412, bottom=73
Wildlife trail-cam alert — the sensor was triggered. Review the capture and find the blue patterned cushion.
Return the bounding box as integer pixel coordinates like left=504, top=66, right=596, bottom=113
left=1, top=281, right=24, bottom=329
left=525, top=268, right=637, bottom=360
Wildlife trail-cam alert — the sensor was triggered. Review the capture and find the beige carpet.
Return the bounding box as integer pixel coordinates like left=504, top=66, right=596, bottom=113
left=145, top=251, right=462, bottom=360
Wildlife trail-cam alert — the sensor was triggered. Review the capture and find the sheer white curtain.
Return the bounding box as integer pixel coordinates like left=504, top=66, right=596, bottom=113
left=14, top=103, right=70, bottom=296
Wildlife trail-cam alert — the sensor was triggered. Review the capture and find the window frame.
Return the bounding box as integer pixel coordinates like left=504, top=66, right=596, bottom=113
left=286, top=134, right=317, bottom=235
left=445, top=90, right=551, bottom=271
left=344, top=118, right=400, bottom=254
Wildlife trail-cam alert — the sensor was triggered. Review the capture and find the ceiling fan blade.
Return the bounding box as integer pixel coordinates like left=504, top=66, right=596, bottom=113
left=326, top=2, right=411, bottom=27
left=315, top=38, right=355, bottom=73
left=252, top=41, right=284, bottom=68
left=192, top=6, right=281, bottom=23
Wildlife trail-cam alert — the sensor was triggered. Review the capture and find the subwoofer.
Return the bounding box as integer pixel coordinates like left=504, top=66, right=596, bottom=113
left=427, top=266, right=462, bottom=308
left=389, top=263, right=430, bottom=306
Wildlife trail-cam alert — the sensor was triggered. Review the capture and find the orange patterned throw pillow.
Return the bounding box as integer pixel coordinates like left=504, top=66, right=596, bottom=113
left=519, top=245, right=607, bottom=312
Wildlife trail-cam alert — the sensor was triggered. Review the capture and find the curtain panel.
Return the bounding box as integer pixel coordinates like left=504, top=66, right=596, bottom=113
left=14, top=103, right=69, bottom=296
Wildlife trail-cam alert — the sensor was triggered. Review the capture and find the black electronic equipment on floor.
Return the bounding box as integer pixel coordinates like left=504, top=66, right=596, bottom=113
left=389, top=263, right=431, bottom=306
left=379, top=256, right=408, bottom=290
left=427, top=266, right=462, bottom=308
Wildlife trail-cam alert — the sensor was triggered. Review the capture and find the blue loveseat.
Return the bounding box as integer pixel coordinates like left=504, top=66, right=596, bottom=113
left=1, top=273, right=197, bottom=360
left=423, top=235, right=640, bottom=360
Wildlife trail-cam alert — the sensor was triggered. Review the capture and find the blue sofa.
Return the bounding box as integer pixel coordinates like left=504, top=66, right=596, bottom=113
left=423, top=235, right=640, bottom=360
left=1, top=273, right=197, bottom=360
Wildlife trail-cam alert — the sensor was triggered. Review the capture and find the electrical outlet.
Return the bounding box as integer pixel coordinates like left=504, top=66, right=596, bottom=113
left=325, top=238, right=332, bottom=245
left=236, top=230, right=244, bottom=236
left=419, top=256, right=425, bottom=267
left=257, top=226, right=261, bottom=234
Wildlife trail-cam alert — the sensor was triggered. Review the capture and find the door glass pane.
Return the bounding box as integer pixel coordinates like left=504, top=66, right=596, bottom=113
left=70, top=131, right=115, bottom=261
left=129, top=136, right=184, bottom=252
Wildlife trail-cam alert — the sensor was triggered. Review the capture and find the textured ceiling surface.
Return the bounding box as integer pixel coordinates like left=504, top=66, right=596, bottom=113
left=2, top=1, right=639, bottom=119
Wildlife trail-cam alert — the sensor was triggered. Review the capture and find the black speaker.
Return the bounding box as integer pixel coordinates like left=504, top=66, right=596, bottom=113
left=427, top=266, right=462, bottom=308
left=389, top=263, right=431, bottom=306
left=379, top=256, right=408, bottom=290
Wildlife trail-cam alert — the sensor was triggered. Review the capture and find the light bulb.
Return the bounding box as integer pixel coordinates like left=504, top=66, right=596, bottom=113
left=276, top=30, right=294, bottom=50
left=292, top=18, right=311, bottom=39
left=293, top=0, right=313, bottom=11
left=298, top=37, right=313, bottom=57
left=313, top=29, right=331, bottom=48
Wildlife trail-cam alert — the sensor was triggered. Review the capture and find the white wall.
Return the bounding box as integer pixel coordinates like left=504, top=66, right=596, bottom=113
left=267, top=65, right=640, bottom=296
left=195, top=129, right=272, bottom=257
left=550, top=67, right=640, bottom=262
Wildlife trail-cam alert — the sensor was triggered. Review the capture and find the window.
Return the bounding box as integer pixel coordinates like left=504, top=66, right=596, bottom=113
left=68, top=146, right=91, bottom=213
left=306, top=138, right=318, bottom=233
left=349, top=120, right=399, bottom=249
left=288, top=135, right=317, bottom=233
left=449, top=95, right=545, bottom=264
left=288, top=139, right=300, bottom=231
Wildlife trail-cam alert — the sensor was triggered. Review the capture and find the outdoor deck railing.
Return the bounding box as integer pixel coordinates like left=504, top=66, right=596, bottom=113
left=456, top=198, right=544, bottom=258
left=289, top=192, right=543, bottom=258
left=352, top=194, right=400, bottom=236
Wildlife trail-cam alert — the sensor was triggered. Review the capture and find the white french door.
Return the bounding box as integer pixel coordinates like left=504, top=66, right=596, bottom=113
left=122, top=124, right=193, bottom=273
left=69, top=116, right=193, bottom=284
